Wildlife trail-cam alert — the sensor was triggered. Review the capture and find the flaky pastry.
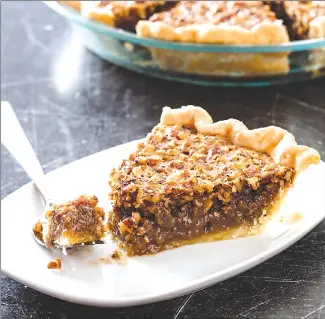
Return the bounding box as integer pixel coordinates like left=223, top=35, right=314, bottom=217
left=161, top=106, right=320, bottom=173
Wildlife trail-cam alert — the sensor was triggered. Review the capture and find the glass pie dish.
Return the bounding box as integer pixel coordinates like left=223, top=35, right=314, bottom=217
left=44, top=1, right=325, bottom=87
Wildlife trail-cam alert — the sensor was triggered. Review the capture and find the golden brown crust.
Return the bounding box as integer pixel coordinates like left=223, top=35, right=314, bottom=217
left=136, top=1, right=289, bottom=45
left=137, top=20, right=289, bottom=45
left=160, top=106, right=320, bottom=172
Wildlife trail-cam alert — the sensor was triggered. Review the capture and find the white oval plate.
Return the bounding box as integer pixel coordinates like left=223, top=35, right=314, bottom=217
left=1, top=140, right=325, bottom=307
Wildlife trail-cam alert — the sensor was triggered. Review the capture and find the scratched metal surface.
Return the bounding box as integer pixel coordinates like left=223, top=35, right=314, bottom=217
left=1, top=1, right=325, bottom=319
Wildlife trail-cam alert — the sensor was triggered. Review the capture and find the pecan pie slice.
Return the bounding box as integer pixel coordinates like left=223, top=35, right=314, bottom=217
left=108, top=106, right=320, bottom=256
left=33, top=195, right=105, bottom=249
left=136, top=1, right=290, bottom=75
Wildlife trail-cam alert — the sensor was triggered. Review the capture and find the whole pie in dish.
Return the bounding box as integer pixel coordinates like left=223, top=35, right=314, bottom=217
left=57, top=1, right=325, bottom=76
left=136, top=1, right=291, bottom=75
left=33, top=195, right=105, bottom=249
left=108, top=106, right=320, bottom=256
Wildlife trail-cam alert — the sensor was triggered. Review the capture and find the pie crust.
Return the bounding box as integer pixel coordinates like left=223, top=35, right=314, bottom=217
left=107, top=106, right=320, bottom=256
left=161, top=106, right=320, bottom=173
left=136, top=1, right=290, bottom=76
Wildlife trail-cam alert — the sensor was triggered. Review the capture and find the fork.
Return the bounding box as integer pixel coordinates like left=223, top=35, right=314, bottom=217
left=1, top=101, right=104, bottom=248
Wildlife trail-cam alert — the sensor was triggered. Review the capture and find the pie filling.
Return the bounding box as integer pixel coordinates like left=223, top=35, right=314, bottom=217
left=108, top=124, right=294, bottom=256
left=108, top=180, right=288, bottom=255
left=33, top=195, right=105, bottom=249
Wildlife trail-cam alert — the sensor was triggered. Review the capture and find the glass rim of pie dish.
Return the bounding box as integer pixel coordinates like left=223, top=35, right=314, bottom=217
left=45, top=1, right=325, bottom=53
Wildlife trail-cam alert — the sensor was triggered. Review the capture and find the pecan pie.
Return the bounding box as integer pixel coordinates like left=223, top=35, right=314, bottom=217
left=108, top=106, right=320, bottom=256
left=136, top=1, right=290, bottom=75
left=33, top=195, right=105, bottom=249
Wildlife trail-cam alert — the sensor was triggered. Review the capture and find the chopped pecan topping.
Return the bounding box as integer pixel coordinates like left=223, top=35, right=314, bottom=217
left=110, top=124, right=294, bottom=209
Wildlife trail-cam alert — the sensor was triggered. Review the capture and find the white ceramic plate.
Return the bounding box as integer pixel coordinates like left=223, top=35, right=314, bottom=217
left=1, top=140, right=325, bottom=307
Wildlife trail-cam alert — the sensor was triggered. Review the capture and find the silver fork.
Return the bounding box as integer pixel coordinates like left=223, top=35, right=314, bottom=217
left=1, top=101, right=104, bottom=249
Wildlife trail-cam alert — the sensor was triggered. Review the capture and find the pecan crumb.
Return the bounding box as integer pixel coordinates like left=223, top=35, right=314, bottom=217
left=111, top=250, right=121, bottom=260
left=47, top=258, right=62, bottom=270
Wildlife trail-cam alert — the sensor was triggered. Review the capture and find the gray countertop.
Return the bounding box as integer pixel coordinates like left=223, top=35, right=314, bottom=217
left=1, top=1, right=325, bottom=318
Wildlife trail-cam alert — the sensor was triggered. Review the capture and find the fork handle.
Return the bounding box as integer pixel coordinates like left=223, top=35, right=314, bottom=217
left=1, top=101, right=47, bottom=201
